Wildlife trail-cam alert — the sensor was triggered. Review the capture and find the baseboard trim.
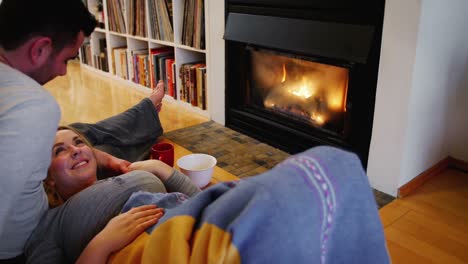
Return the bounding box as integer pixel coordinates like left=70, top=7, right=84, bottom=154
left=448, top=156, right=468, bottom=172
left=397, top=157, right=450, bottom=198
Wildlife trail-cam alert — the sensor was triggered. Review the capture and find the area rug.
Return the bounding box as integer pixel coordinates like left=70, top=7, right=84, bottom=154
left=163, top=121, right=395, bottom=208
left=163, top=121, right=290, bottom=178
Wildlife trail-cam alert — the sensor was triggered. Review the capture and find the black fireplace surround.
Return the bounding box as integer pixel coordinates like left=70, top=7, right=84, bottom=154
left=224, top=0, right=385, bottom=167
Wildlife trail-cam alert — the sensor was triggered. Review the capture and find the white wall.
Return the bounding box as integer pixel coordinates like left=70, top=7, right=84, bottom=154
left=367, top=0, right=422, bottom=196
left=206, top=0, right=226, bottom=125
left=368, top=0, right=468, bottom=195
left=446, top=0, right=468, bottom=161
left=449, top=70, right=468, bottom=160
left=401, top=0, right=468, bottom=185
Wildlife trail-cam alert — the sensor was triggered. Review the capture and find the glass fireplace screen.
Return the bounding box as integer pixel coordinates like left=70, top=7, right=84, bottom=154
left=249, top=48, right=349, bottom=134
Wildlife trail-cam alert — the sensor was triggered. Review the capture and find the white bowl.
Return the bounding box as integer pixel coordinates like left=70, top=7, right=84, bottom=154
left=177, top=154, right=217, bottom=188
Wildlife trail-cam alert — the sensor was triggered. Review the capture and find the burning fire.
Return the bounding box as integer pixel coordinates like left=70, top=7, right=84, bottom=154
left=252, top=51, right=348, bottom=128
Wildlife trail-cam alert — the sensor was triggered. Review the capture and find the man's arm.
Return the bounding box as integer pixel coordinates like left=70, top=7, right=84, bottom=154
left=0, top=91, right=60, bottom=257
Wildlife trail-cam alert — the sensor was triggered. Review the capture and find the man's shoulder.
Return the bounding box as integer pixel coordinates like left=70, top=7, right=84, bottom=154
left=0, top=64, right=59, bottom=112
left=0, top=62, right=39, bottom=88
left=0, top=81, right=60, bottom=134
left=0, top=87, right=59, bottom=117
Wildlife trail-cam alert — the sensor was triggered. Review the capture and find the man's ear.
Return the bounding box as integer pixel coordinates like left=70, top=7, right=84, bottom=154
left=29, top=37, right=53, bottom=66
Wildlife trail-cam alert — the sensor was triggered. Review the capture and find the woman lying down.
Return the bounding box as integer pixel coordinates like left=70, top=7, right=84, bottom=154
left=25, top=128, right=390, bottom=264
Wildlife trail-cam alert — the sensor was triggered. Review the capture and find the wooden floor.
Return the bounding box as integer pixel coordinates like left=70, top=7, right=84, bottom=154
left=45, top=62, right=209, bottom=131
left=380, top=169, right=468, bottom=263
left=47, top=62, right=468, bottom=263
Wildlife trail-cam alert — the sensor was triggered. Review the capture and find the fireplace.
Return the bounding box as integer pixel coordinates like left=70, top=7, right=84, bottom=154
left=224, top=0, right=385, bottom=167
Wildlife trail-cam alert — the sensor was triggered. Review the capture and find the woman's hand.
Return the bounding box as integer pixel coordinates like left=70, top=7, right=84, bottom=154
left=107, top=156, right=131, bottom=174
left=93, top=148, right=131, bottom=177
left=97, top=205, right=164, bottom=250
left=129, top=160, right=174, bottom=181
left=76, top=205, right=164, bottom=264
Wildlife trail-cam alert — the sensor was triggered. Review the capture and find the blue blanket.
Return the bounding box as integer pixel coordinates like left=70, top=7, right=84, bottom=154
left=110, top=146, right=390, bottom=264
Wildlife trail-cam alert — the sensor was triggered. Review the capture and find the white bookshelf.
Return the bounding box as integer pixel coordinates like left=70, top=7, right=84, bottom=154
left=80, top=0, right=210, bottom=118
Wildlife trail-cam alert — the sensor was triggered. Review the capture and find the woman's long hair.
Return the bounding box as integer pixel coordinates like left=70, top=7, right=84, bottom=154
left=44, top=126, right=96, bottom=208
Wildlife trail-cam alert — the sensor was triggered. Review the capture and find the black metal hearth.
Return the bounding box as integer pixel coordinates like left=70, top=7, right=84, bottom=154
left=224, top=0, right=385, bottom=167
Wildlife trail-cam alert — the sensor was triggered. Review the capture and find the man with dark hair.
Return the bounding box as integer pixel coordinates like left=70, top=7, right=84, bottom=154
left=0, top=0, right=100, bottom=261
left=0, top=0, right=96, bottom=84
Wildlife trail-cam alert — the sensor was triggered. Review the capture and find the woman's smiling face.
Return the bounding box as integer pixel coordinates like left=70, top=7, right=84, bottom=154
left=48, top=129, right=97, bottom=200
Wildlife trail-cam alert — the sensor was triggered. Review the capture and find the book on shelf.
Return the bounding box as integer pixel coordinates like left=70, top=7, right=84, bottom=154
left=129, top=48, right=148, bottom=85
left=107, top=0, right=126, bottom=33
left=128, top=0, right=146, bottom=37
left=148, top=0, right=173, bottom=41
left=165, top=0, right=173, bottom=24
left=97, top=38, right=109, bottom=72
left=80, top=39, right=108, bottom=72
left=80, top=42, right=92, bottom=66
left=93, top=55, right=100, bottom=70
left=179, top=63, right=188, bottom=102
left=165, top=58, right=175, bottom=98
left=112, top=47, right=129, bottom=79
left=171, top=62, right=177, bottom=99
left=196, top=66, right=206, bottom=110
left=182, top=0, right=205, bottom=49
left=179, top=62, right=206, bottom=108
left=181, top=0, right=192, bottom=47
left=202, top=69, right=207, bottom=109
left=121, top=51, right=129, bottom=79
left=148, top=0, right=160, bottom=40
left=136, top=54, right=149, bottom=87
left=149, top=47, right=174, bottom=89
left=159, top=55, right=173, bottom=94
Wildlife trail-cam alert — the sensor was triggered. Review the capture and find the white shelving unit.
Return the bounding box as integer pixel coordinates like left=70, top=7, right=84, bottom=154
left=81, top=0, right=210, bottom=118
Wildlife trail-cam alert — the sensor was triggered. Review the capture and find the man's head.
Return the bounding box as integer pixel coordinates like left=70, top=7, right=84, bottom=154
left=0, top=0, right=97, bottom=84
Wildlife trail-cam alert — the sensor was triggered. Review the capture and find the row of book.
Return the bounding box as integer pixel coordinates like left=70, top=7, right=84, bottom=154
left=148, top=0, right=173, bottom=41
left=80, top=40, right=109, bottom=72
left=179, top=62, right=207, bottom=110
left=182, top=0, right=205, bottom=49
left=102, top=0, right=205, bottom=49
left=107, top=0, right=126, bottom=34
left=127, top=0, right=147, bottom=37
left=111, top=46, right=177, bottom=97
left=80, top=43, right=93, bottom=66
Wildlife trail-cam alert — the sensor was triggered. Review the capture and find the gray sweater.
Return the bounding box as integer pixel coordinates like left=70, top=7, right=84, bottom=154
left=0, top=62, right=61, bottom=258
left=25, top=170, right=200, bottom=264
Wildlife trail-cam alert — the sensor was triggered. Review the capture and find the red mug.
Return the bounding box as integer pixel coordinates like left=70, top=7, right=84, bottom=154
left=151, top=142, right=174, bottom=167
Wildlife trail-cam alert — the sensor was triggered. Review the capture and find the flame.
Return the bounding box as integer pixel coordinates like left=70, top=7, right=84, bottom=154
left=281, top=64, right=286, bottom=83
left=311, top=113, right=326, bottom=125
left=288, top=84, right=314, bottom=99
left=264, top=99, right=275, bottom=108
left=315, top=115, right=325, bottom=125
left=328, top=93, right=343, bottom=110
